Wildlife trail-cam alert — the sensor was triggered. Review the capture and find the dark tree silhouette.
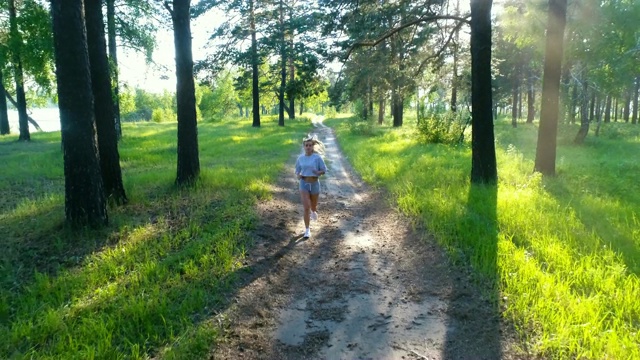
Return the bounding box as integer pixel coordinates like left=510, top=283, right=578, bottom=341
left=278, top=0, right=286, bottom=127
left=51, top=0, right=108, bottom=227
left=165, top=0, right=200, bottom=185
left=85, top=0, right=128, bottom=205
left=534, top=0, right=568, bottom=175
left=106, top=0, right=122, bottom=139
left=470, top=0, right=497, bottom=184
left=9, top=0, right=29, bottom=141
left=250, top=0, right=261, bottom=127
left=0, top=71, right=9, bottom=135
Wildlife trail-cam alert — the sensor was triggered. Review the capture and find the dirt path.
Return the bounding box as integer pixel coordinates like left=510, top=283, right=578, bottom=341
left=211, top=118, right=515, bottom=359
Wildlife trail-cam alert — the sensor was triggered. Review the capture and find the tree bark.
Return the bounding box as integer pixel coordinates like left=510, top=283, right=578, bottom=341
left=470, top=0, right=497, bottom=184
left=534, top=0, right=567, bottom=176
left=106, top=0, right=122, bottom=139
left=526, top=69, right=535, bottom=124
left=511, top=68, right=519, bottom=128
left=0, top=71, right=9, bottom=135
left=392, top=88, right=403, bottom=127
left=378, top=96, right=385, bottom=125
left=632, top=76, right=639, bottom=125
left=51, top=0, right=108, bottom=227
left=250, top=0, right=260, bottom=127
left=569, top=79, right=577, bottom=124
left=278, top=0, right=286, bottom=126
left=85, top=0, right=127, bottom=205
left=574, top=79, right=589, bottom=144
left=623, top=90, right=630, bottom=122
left=288, top=44, right=295, bottom=119
left=604, top=94, right=611, bottom=123
left=169, top=0, right=200, bottom=185
left=9, top=0, right=29, bottom=141
left=594, top=95, right=603, bottom=136
left=589, top=91, right=596, bottom=122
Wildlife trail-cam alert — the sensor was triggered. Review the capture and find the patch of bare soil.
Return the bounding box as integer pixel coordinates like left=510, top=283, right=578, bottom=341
left=211, top=119, right=523, bottom=359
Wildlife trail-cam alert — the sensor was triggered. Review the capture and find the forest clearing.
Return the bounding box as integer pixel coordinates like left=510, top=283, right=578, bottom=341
left=1, top=0, right=639, bottom=358
left=2, top=115, right=640, bottom=358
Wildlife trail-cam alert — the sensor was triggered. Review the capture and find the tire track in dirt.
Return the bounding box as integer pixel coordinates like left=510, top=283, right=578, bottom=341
left=211, top=117, right=515, bottom=359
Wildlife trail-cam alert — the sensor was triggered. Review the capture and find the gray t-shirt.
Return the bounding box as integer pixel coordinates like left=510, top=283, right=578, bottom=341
left=295, top=153, right=327, bottom=177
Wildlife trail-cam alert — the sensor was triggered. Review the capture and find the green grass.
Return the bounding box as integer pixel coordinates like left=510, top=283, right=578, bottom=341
left=0, top=115, right=311, bottom=359
left=325, top=116, right=640, bottom=359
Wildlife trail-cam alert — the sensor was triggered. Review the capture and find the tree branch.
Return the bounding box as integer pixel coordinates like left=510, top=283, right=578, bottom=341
left=163, top=1, right=173, bottom=17
left=414, top=20, right=465, bottom=76
left=344, top=14, right=471, bottom=60
left=4, top=90, right=43, bottom=131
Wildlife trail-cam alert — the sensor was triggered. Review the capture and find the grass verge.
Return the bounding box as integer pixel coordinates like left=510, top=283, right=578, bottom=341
left=0, top=115, right=311, bottom=359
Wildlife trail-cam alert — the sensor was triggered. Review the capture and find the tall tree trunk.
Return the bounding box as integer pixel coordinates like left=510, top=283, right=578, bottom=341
left=511, top=68, right=519, bottom=128
left=559, top=61, right=571, bottom=124
left=369, top=84, right=374, bottom=117
left=450, top=0, right=460, bottom=112
left=9, top=0, right=29, bottom=141
left=286, top=3, right=295, bottom=120
left=623, top=90, right=631, bottom=122
left=470, top=0, right=497, bottom=184
left=106, top=0, right=122, bottom=139
left=51, top=0, right=108, bottom=227
left=574, top=79, right=589, bottom=144
left=569, top=79, right=578, bottom=124
left=288, top=52, right=295, bottom=119
left=534, top=0, right=567, bottom=176
left=589, top=91, right=596, bottom=122
left=250, top=0, right=260, bottom=127
left=0, top=71, right=9, bottom=135
left=278, top=0, right=286, bottom=126
left=613, top=97, right=618, bottom=122
left=604, top=94, right=611, bottom=123
left=169, top=0, right=200, bottom=185
left=518, top=87, right=523, bottom=119
left=632, top=76, right=639, bottom=125
left=85, top=0, right=127, bottom=205
left=526, top=69, right=535, bottom=123
left=594, top=95, right=604, bottom=136
left=378, top=96, right=385, bottom=124
left=392, top=88, right=403, bottom=127
left=362, top=96, right=368, bottom=119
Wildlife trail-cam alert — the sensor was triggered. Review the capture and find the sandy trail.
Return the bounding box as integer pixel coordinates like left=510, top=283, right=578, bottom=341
left=211, top=118, right=512, bottom=359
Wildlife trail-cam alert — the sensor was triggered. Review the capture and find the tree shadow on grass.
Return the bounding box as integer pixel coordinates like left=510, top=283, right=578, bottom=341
left=0, top=188, right=309, bottom=358
left=545, top=179, right=640, bottom=275
left=443, top=182, right=501, bottom=360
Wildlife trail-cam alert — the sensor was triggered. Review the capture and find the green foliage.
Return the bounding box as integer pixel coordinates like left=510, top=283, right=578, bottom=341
left=0, top=118, right=311, bottom=358
left=345, top=114, right=378, bottom=137
left=325, top=116, right=640, bottom=359
left=416, top=110, right=470, bottom=145
left=120, top=87, right=176, bottom=122
left=198, top=71, right=239, bottom=122
left=151, top=108, right=176, bottom=123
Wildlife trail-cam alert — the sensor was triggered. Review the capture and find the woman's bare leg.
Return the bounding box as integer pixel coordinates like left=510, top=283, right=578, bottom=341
left=310, top=193, right=319, bottom=213
left=300, top=190, right=311, bottom=228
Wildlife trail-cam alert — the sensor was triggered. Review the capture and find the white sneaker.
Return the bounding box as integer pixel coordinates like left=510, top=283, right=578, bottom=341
left=303, top=228, right=311, bottom=238
left=310, top=211, right=318, bottom=221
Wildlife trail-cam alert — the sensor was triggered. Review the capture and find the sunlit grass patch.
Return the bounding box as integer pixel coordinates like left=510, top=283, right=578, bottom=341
left=325, top=116, right=640, bottom=359
left=0, top=116, right=313, bottom=358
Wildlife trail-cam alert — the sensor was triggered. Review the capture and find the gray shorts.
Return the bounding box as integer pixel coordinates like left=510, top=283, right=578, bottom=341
left=299, top=179, right=321, bottom=194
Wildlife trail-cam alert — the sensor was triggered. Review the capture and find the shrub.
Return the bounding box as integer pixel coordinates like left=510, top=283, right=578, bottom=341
left=346, top=115, right=378, bottom=136
left=151, top=108, right=176, bottom=123
left=416, top=111, right=470, bottom=145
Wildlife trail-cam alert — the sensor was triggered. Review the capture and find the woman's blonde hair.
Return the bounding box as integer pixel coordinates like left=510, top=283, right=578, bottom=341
left=302, top=133, right=325, bottom=154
